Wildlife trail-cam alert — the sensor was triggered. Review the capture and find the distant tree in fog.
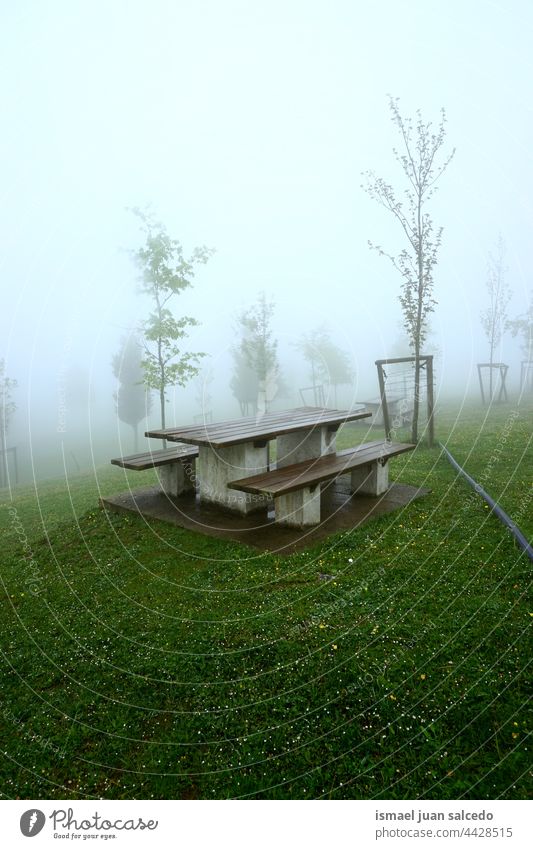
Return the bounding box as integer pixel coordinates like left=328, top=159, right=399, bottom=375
left=230, top=346, right=260, bottom=416
left=0, top=359, right=17, bottom=485
left=508, top=291, right=533, bottom=360
left=323, top=341, right=354, bottom=406
left=295, top=325, right=353, bottom=407
left=112, top=333, right=153, bottom=451
left=0, top=359, right=17, bottom=433
left=194, top=369, right=214, bottom=422
left=508, top=291, right=533, bottom=392
left=130, top=207, right=214, bottom=431
left=65, top=365, right=94, bottom=409
left=480, top=236, right=511, bottom=400
left=362, top=96, right=454, bottom=442
left=390, top=322, right=441, bottom=361
left=233, top=292, right=282, bottom=415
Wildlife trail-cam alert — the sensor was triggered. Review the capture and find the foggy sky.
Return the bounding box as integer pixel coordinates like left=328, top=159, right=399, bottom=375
left=1, top=1, right=532, bottom=478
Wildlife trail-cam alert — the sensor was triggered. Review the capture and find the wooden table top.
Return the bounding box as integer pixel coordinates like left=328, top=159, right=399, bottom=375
left=146, top=406, right=371, bottom=448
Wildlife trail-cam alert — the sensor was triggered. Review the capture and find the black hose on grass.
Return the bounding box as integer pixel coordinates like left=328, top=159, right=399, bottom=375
left=439, top=442, right=533, bottom=563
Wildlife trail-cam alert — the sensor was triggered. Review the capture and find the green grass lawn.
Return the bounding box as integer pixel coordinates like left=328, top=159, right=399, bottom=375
left=0, top=400, right=531, bottom=799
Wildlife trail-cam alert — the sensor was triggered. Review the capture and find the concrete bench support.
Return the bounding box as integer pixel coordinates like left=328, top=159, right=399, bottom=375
left=275, top=484, right=321, bottom=528
left=228, top=440, right=414, bottom=526
left=350, top=459, right=389, bottom=496
left=156, top=458, right=196, bottom=497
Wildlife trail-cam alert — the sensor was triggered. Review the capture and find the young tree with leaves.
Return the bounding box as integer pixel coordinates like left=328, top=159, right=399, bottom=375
left=112, top=332, right=153, bottom=451
left=363, top=96, right=454, bottom=442
left=131, top=208, right=214, bottom=431
left=480, top=236, right=511, bottom=401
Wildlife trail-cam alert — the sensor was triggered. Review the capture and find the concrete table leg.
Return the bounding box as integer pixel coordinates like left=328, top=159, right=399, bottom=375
left=276, top=425, right=337, bottom=468
left=156, top=459, right=196, bottom=497
left=350, top=460, right=389, bottom=496
left=275, top=485, right=321, bottom=527
left=198, top=442, right=269, bottom=514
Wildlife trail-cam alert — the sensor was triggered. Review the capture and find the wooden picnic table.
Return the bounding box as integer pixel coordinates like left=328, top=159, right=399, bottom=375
left=146, top=406, right=370, bottom=514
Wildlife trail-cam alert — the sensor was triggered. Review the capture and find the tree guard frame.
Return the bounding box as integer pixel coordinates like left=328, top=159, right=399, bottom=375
left=477, top=363, right=509, bottom=405
left=375, top=355, right=435, bottom=446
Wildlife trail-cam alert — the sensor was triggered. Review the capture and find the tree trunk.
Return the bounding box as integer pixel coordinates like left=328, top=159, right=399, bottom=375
left=159, top=386, right=166, bottom=448
left=412, top=196, right=423, bottom=444
left=257, top=379, right=267, bottom=416
left=132, top=422, right=138, bottom=453
left=159, top=387, right=165, bottom=429
left=411, top=350, right=420, bottom=444
left=0, top=427, right=6, bottom=488
left=489, top=340, right=494, bottom=402
left=156, top=299, right=166, bottom=445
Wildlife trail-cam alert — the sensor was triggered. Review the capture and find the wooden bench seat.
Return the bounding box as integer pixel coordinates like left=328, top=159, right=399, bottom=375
left=228, top=440, right=415, bottom=527
left=111, top=445, right=198, bottom=497
left=110, top=446, right=198, bottom=470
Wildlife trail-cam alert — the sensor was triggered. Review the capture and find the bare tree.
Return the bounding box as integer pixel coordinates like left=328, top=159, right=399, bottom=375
left=480, top=236, right=511, bottom=400
left=362, top=96, right=454, bottom=442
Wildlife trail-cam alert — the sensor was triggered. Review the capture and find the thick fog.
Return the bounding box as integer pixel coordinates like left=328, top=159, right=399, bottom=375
left=1, top=0, right=532, bottom=483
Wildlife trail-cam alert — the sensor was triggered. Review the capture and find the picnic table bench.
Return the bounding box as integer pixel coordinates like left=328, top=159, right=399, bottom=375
left=145, top=406, right=372, bottom=515
left=110, top=408, right=417, bottom=529
left=110, top=445, right=198, bottom=497
left=228, top=440, right=415, bottom=527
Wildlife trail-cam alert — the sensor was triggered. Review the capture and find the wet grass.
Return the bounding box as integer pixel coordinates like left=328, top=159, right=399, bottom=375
left=0, top=400, right=531, bottom=799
